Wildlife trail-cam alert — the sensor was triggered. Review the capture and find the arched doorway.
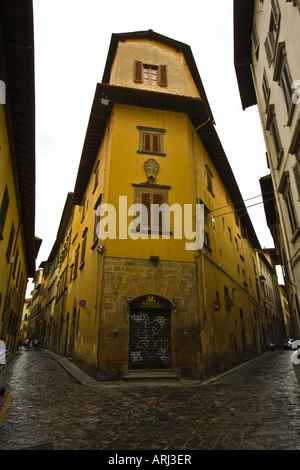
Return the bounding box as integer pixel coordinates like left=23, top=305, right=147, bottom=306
left=129, top=294, right=172, bottom=370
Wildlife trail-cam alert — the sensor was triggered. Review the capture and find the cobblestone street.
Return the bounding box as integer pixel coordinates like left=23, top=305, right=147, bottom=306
left=0, top=348, right=299, bottom=451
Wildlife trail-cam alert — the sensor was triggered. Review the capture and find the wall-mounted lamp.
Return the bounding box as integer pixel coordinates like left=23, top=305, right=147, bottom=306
left=172, top=295, right=179, bottom=311
left=97, top=244, right=106, bottom=254
left=126, top=293, right=131, bottom=309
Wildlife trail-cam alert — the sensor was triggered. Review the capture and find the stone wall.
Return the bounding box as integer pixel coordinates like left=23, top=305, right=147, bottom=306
left=96, top=256, right=201, bottom=380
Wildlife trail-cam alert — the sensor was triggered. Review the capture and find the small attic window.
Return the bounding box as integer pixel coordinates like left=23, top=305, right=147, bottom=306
left=134, top=61, right=168, bottom=86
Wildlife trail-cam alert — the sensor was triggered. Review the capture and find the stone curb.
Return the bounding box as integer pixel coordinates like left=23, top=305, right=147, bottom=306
left=45, top=349, right=277, bottom=389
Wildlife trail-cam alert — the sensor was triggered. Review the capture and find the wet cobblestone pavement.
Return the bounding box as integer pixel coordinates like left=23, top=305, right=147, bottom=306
left=0, top=349, right=299, bottom=451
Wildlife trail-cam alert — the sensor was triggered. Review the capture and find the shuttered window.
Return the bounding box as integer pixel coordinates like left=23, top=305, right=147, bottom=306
left=143, top=133, right=160, bottom=153
left=278, top=172, right=299, bottom=235
left=0, top=185, right=9, bottom=239
left=159, top=65, right=168, bottom=86
left=264, top=0, right=281, bottom=65
left=262, top=70, right=270, bottom=108
left=285, top=187, right=298, bottom=234
left=281, top=61, right=294, bottom=114
left=266, top=105, right=283, bottom=161
left=251, top=25, right=260, bottom=60
left=273, top=42, right=294, bottom=120
left=80, top=228, right=88, bottom=269
left=6, top=222, right=15, bottom=261
left=73, top=245, right=80, bottom=279
left=134, top=60, right=168, bottom=86
left=140, top=192, right=163, bottom=232
left=293, top=162, right=300, bottom=200
left=138, top=126, right=166, bottom=156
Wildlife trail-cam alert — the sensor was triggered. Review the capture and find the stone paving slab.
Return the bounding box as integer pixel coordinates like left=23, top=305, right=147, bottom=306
left=0, top=349, right=299, bottom=451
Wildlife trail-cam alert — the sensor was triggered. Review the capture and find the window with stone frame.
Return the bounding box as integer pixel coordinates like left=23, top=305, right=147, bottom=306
left=251, top=25, right=260, bottom=61
left=289, top=115, right=300, bottom=202
left=92, top=193, right=102, bottom=247
left=199, top=199, right=211, bottom=250
left=262, top=69, right=271, bottom=110
left=6, top=221, right=15, bottom=261
left=132, top=184, right=170, bottom=235
left=80, top=228, right=88, bottom=269
left=266, top=104, right=283, bottom=165
left=278, top=171, right=299, bottom=240
left=137, top=126, right=166, bottom=156
left=293, top=158, right=300, bottom=202
left=73, top=244, right=80, bottom=279
left=92, top=160, right=100, bottom=194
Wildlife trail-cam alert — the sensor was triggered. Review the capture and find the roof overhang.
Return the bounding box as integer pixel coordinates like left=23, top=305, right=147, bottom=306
left=102, top=30, right=214, bottom=121
left=233, top=0, right=257, bottom=110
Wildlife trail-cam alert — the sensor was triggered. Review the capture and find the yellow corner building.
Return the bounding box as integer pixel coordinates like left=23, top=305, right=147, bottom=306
left=42, top=31, right=284, bottom=381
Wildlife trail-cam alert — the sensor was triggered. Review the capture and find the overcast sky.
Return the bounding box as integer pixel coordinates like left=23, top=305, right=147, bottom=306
left=28, top=0, right=277, bottom=294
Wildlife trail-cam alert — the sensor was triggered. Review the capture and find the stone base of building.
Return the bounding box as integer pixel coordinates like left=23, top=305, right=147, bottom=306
left=96, top=256, right=202, bottom=380
left=61, top=256, right=268, bottom=384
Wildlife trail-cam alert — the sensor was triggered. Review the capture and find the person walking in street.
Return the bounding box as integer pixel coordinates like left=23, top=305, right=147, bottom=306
left=24, top=338, right=29, bottom=351
left=34, top=339, right=38, bottom=351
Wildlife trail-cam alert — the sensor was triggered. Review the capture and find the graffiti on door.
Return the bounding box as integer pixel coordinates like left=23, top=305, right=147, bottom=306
left=129, top=310, right=171, bottom=369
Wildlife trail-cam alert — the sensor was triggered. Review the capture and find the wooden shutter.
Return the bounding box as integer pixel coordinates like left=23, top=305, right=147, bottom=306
left=134, top=60, right=143, bottom=83
left=6, top=222, right=15, bottom=260
left=159, top=65, right=168, bottom=86
left=144, top=134, right=151, bottom=151
left=141, top=192, right=151, bottom=229
left=271, top=0, right=281, bottom=26
left=264, top=33, right=274, bottom=65
left=251, top=26, right=259, bottom=55
left=241, top=225, right=248, bottom=239
left=0, top=186, right=9, bottom=235
left=152, top=193, right=163, bottom=232
left=293, top=163, right=300, bottom=199
left=152, top=134, right=159, bottom=152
